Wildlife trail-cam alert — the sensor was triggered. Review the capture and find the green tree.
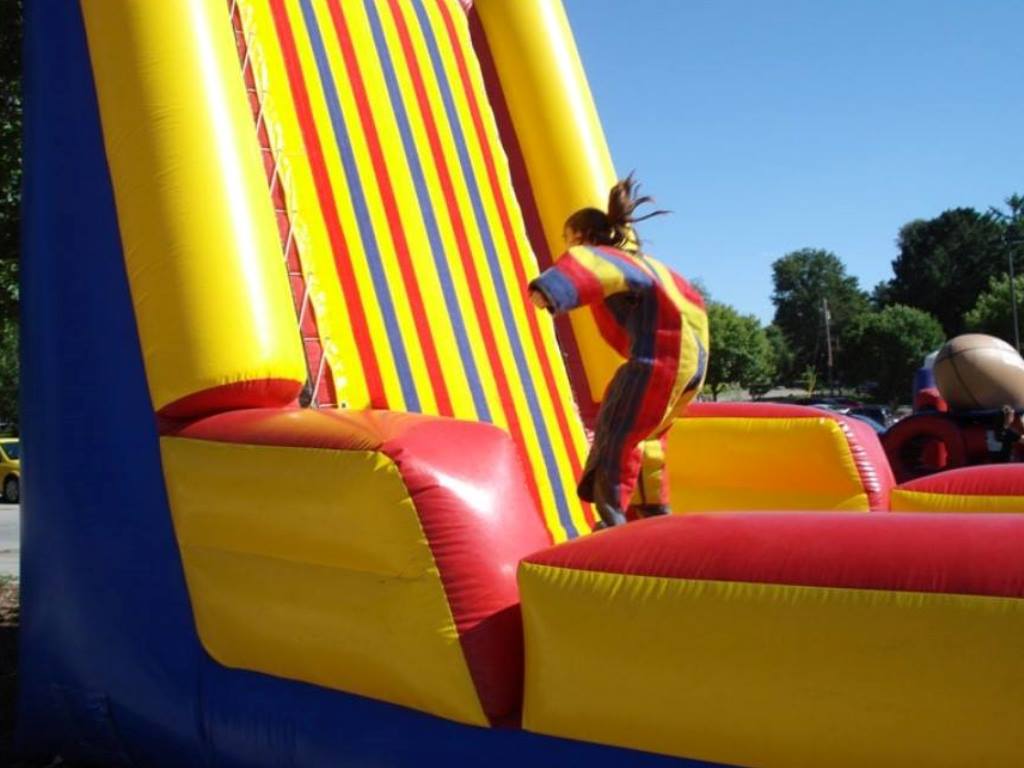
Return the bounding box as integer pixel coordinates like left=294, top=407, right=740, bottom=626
left=770, top=248, right=869, bottom=381
left=764, top=323, right=794, bottom=382
left=0, top=1, right=20, bottom=425
left=882, top=208, right=1007, bottom=336
left=841, top=305, right=945, bottom=405
left=705, top=301, right=774, bottom=400
left=964, top=273, right=1024, bottom=343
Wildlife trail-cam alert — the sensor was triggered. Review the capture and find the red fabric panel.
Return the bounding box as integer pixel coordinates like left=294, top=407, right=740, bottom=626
left=377, top=414, right=550, bottom=726
left=163, top=407, right=550, bottom=725
left=882, top=413, right=967, bottom=483
left=157, top=380, right=303, bottom=420
left=523, top=512, right=1024, bottom=599
left=898, top=464, right=1024, bottom=496
left=838, top=413, right=895, bottom=510
left=915, top=386, right=949, bottom=412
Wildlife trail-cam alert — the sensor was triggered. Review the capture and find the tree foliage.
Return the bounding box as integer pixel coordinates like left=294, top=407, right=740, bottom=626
left=879, top=208, right=1007, bottom=337
left=705, top=301, right=774, bottom=400
left=841, top=305, right=945, bottom=405
left=763, top=323, right=794, bottom=381
left=0, top=1, right=20, bottom=425
left=770, top=248, right=869, bottom=381
left=963, top=272, right=1024, bottom=344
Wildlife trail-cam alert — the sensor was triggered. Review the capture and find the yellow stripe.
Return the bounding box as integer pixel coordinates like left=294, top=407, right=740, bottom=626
left=81, top=0, right=306, bottom=412
left=892, top=489, right=1024, bottom=513
left=162, top=434, right=487, bottom=726
left=394, top=0, right=568, bottom=537
left=443, top=4, right=590, bottom=473
left=521, top=562, right=1024, bottom=767
left=347, top=0, right=477, bottom=419
left=241, top=0, right=369, bottom=409
left=666, top=417, right=873, bottom=512
left=309, top=0, right=439, bottom=413
left=375, top=0, right=506, bottom=427
left=288, top=0, right=405, bottom=409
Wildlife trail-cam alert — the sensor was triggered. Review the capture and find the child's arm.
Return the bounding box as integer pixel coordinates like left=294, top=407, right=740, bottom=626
left=528, top=246, right=640, bottom=314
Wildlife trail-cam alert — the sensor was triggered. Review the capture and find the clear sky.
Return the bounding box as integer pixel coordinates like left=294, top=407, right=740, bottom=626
left=563, top=0, right=1023, bottom=323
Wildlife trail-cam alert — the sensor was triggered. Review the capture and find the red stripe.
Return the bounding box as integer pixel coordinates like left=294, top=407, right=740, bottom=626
left=672, top=272, right=707, bottom=311
left=157, top=379, right=302, bottom=422
left=898, top=464, right=1024, bottom=496
left=384, top=0, right=547, bottom=523
left=325, top=0, right=453, bottom=418
left=269, top=0, right=386, bottom=407
left=524, top=512, right=1024, bottom=599
left=433, top=0, right=590, bottom=524
left=466, top=8, right=597, bottom=426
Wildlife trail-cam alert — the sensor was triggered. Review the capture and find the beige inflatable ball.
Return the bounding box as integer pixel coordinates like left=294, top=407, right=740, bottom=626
left=934, top=334, right=1024, bottom=410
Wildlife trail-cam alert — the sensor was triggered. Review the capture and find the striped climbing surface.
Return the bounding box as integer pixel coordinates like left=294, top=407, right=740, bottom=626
left=234, top=0, right=592, bottom=539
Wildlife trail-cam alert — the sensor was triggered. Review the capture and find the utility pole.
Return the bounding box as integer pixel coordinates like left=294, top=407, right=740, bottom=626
left=823, top=298, right=834, bottom=395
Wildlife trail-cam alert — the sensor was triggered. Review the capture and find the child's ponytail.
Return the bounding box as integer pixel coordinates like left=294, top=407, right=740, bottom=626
left=565, top=173, right=669, bottom=250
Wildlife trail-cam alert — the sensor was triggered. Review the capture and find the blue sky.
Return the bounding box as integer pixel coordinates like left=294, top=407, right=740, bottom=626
left=563, top=0, right=1023, bottom=322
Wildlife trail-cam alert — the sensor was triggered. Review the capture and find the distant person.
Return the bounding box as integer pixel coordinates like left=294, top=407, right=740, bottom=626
left=529, top=176, right=708, bottom=530
left=997, top=405, right=1022, bottom=462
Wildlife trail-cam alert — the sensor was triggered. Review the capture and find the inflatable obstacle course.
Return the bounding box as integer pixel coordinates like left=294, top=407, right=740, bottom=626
left=19, top=1, right=1024, bottom=766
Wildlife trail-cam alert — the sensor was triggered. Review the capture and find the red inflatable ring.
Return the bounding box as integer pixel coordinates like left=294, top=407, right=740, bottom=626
left=882, top=413, right=967, bottom=483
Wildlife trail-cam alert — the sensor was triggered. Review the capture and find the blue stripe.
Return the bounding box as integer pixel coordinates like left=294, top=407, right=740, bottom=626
left=363, top=0, right=490, bottom=422
left=299, top=0, right=420, bottom=411
left=531, top=268, right=579, bottom=313
left=412, top=0, right=577, bottom=539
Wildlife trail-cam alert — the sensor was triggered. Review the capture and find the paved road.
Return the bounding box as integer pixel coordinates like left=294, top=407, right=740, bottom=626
left=0, top=504, right=17, bottom=578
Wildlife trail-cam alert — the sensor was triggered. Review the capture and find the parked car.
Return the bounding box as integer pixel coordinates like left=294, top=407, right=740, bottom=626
left=0, top=438, right=20, bottom=503
left=847, top=405, right=895, bottom=428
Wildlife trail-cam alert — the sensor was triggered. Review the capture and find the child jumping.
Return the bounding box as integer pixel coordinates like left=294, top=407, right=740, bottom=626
left=529, top=176, right=708, bottom=530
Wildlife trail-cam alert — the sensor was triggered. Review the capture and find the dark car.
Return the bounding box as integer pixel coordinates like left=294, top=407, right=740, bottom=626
left=847, top=405, right=895, bottom=428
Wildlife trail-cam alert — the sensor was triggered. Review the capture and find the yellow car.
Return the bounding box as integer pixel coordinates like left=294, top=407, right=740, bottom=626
left=0, top=438, right=19, bottom=503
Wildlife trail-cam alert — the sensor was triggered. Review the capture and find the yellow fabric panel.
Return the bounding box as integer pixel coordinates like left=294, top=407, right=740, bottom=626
left=81, top=0, right=306, bottom=412
left=892, top=489, right=1024, bottom=513
left=520, top=562, right=1024, bottom=767
left=473, top=0, right=624, bottom=404
left=160, top=436, right=487, bottom=726
left=666, top=416, right=871, bottom=512
left=630, top=437, right=667, bottom=507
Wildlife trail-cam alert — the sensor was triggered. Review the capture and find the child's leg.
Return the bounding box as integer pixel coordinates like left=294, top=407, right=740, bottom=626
left=578, top=362, right=665, bottom=528
left=587, top=443, right=644, bottom=528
